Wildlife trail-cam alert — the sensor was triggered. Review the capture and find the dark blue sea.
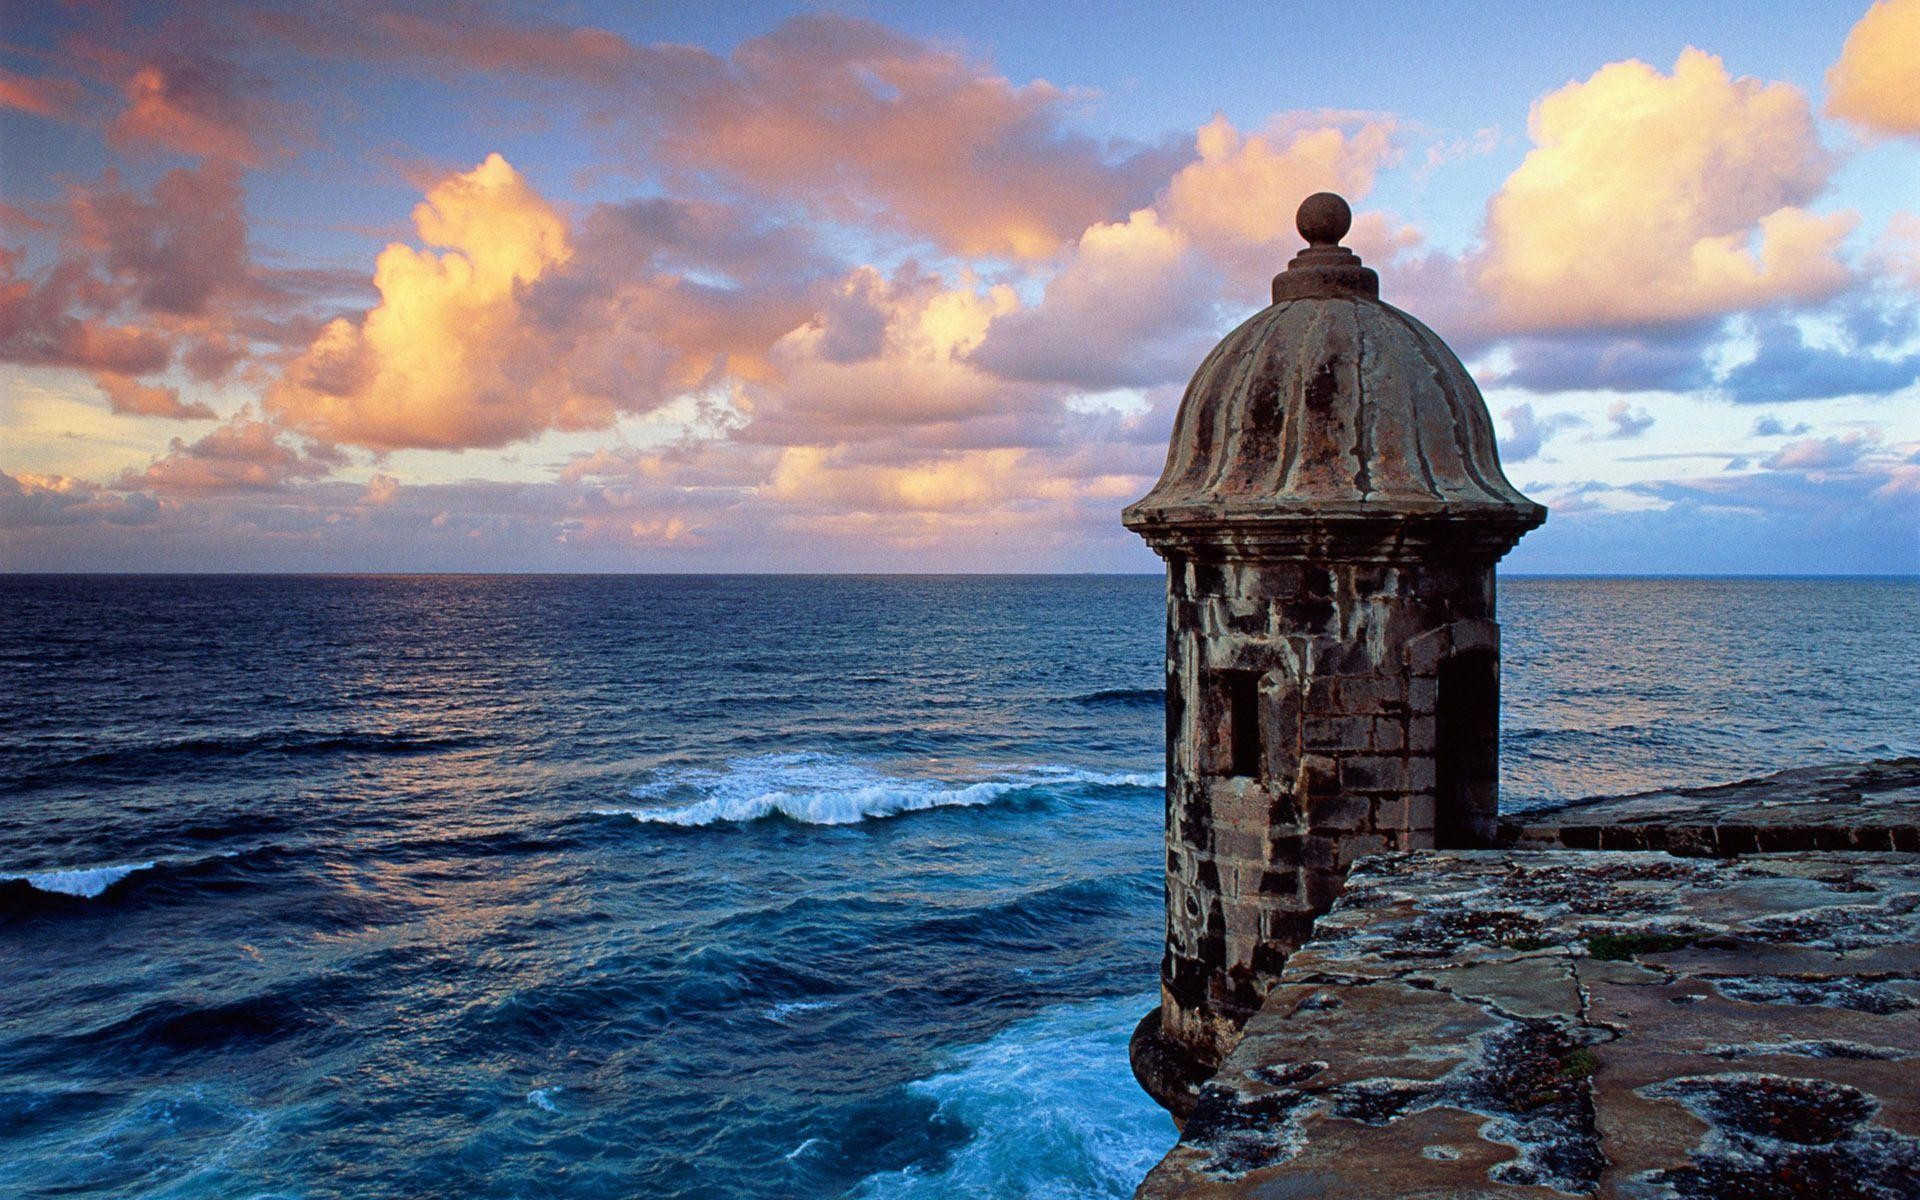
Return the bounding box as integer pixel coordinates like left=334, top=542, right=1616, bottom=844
left=2, top=575, right=1916, bottom=1199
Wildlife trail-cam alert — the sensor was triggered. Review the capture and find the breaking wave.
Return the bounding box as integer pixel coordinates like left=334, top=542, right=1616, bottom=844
left=0, top=846, right=278, bottom=907
left=0, top=860, right=158, bottom=899
left=850, top=991, right=1176, bottom=1199
left=596, top=752, right=1160, bottom=828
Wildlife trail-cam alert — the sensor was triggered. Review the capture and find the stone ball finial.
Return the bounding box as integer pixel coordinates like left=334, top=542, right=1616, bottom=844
left=1296, top=192, right=1351, bottom=246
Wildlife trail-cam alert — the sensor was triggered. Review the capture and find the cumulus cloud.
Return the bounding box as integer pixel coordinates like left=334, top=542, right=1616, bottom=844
left=361, top=473, right=400, bottom=505
left=1161, top=113, right=1398, bottom=257
left=1476, top=49, right=1850, bottom=331
left=268, top=156, right=846, bottom=452
left=269, top=154, right=576, bottom=450
left=1826, top=0, right=1920, bottom=136
left=972, top=111, right=1404, bottom=392
left=1753, top=416, right=1812, bottom=437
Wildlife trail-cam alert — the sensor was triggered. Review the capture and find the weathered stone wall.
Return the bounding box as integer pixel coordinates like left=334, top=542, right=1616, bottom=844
left=1158, top=553, right=1503, bottom=1064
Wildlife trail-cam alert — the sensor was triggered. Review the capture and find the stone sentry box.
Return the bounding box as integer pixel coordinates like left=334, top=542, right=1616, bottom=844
left=1122, top=193, right=1546, bottom=1117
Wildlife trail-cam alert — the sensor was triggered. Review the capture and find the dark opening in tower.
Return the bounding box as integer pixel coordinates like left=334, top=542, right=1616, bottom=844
left=1216, top=669, right=1262, bottom=778
left=1434, top=650, right=1499, bottom=848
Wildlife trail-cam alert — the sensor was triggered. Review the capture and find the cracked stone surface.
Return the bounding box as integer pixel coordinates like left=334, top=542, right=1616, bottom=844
left=1502, top=759, right=1920, bottom=856
left=1135, top=850, right=1920, bottom=1199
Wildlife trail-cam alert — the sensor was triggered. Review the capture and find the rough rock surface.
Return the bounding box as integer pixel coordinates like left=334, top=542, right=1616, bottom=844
left=1504, top=759, right=1920, bottom=856
left=1136, top=850, right=1920, bottom=1199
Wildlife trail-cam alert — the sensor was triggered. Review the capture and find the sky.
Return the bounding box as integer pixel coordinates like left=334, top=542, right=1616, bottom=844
left=1, top=0, right=1917, bottom=574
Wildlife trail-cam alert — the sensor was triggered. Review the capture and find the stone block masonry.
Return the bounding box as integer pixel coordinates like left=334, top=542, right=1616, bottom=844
left=1123, top=192, right=1544, bottom=1105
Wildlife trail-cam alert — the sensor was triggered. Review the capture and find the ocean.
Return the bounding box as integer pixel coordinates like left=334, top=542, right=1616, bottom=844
left=2, top=575, right=1916, bottom=1199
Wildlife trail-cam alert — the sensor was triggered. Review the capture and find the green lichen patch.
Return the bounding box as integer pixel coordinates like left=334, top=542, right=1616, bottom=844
left=1584, top=931, right=1693, bottom=961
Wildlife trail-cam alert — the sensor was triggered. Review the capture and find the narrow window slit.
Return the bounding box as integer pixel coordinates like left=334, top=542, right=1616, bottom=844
left=1223, top=669, right=1262, bottom=778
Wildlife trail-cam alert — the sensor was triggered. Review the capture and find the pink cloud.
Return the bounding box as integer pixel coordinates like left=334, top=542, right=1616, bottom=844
left=255, top=9, right=1174, bottom=260
left=0, top=68, right=83, bottom=118
left=0, top=248, right=174, bottom=376
left=1763, top=430, right=1880, bottom=471
left=123, top=414, right=334, bottom=495
left=94, top=372, right=215, bottom=420
left=656, top=16, right=1173, bottom=259
left=71, top=161, right=249, bottom=317
left=105, top=54, right=279, bottom=164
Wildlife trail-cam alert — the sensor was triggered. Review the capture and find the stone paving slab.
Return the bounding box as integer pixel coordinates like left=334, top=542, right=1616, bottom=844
left=1503, top=759, right=1920, bottom=856
left=1136, top=850, right=1920, bottom=1199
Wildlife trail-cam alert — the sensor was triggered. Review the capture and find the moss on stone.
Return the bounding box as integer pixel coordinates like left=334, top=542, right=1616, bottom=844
left=1585, top=932, right=1693, bottom=961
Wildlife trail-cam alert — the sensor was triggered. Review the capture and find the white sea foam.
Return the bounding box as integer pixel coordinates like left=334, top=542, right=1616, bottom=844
left=596, top=753, right=1161, bottom=828
left=849, top=990, right=1177, bottom=1199
left=764, top=1000, right=838, bottom=1023
left=3, top=860, right=158, bottom=898
left=526, top=1087, right=562, bottom=1112
left=785, top=1137, right=825, bottom=1161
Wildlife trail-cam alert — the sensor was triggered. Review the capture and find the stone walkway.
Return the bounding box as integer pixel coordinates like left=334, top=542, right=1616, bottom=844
left=1137, top=849, right=1920, bottom=1198
left=1504, top=758, right=1920, bottom=856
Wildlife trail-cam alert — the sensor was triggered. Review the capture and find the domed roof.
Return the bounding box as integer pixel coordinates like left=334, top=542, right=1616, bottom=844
left=1124, top=194, right=1544, bottom=555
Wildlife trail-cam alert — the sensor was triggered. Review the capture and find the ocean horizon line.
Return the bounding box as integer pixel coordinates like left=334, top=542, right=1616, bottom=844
left=2, top=570, right=1917, bottom=581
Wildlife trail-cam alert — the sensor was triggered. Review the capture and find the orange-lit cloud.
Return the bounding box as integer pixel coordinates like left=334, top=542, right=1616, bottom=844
left=1827, top=0, right=1920, bottom=136
left=269, top=154, right=575, bottom=450
left=268, top=157, right=834, bottom=452
left=1, top=470, right=161, bottom=528
left=1, top=161, right=272, bottom=414
left=7, top=7, right=1918, bottom=575
left=1476, top=49, right=1851, bottom=331
left=1162, top=113, right=1397, bottom=255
